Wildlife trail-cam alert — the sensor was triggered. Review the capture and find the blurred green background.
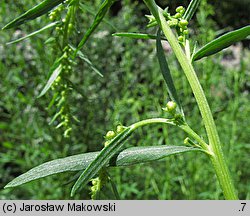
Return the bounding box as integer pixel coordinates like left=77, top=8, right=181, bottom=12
left=0, top=0, right=249, bottom=199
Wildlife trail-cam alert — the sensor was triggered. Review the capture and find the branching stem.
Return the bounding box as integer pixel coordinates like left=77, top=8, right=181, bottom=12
left=143, top=0, right=238, bottom=199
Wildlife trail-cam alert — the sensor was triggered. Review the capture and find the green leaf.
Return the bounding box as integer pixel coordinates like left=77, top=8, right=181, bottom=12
left=6, top=22, right=59, bottom=45
left=70, top=45, right=103, bottom=77
left=192, top=25, right=250, bottom=61
left=78, top=51, right=103, bottom=77
left=71, top=126, right=133, bottom=196
left=114, top=145, right=200, bottom=166
left=112, top=32, right=168, bottom=41
left=2, top=0, right=64, bottom=29
left=37, top=64, right=62, bottom=98
left=156, top=30, right=183, bottom=115
left=75, top=0, right=115, bottom=53
left=183, top=0, right=201, bottom=21
left=79, top=2, right=117, bottom=31
left=5, top=145, right=200, bottom=188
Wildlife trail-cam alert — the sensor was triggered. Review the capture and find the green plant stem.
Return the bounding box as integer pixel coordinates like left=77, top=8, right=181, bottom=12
left=143, top=0, right=238, bottom=199
left=131, top=118, right=208, bottom=151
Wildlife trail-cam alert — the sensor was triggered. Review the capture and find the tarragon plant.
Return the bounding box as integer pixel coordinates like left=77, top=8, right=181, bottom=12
left=2, top=0, right=250, bottom=199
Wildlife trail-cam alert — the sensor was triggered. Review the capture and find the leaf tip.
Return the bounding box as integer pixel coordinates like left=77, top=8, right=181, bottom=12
left=4, top=183, right=12, bottom=189
left=36, top=93, right=44, bottom=99
left=70, top=188, right=76, bottom=197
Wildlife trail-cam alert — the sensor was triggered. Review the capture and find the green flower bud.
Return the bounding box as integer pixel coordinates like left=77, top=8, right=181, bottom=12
left=184, top=137, right=190, bottom=145
left=167, top=19, right=178, bottom=27
left=178, top=36, right=184, bottom=42
left=183, top=29, right=189, bottom=35
left=92, top=178, right=98, bottom=186
left=116, top=125, right=125, bottom=133
left=179, top=19, right=189, bottom=27
left=49, top=14, right=55, bottom=21
left=68, top=23, right=73, bottom=31
left=166, top=101, right=177, bottom=112
left=173, top=13, right=182, bottom=19
left=104, top=141, right=110, bottom=147
left=63, top=53, right=68, bottom=59
left=176, top=6, right=185, bottom=13
left=105, top=130, right=116, bottom=140
left=55, top=76, right=61, bottom=83
left=63, top=127, right=72, bottom=138
left=183, top=137, right=196, bottom=146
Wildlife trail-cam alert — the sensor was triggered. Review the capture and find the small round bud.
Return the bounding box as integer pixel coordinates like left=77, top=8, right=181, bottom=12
left=49, top=15, right=55, bottom=21
left=92, top=179, right=98, bottom=186
left=179, top=19, right=188, bottom=27
left=61, top=90, right=66, bottom=96
left=184, top=137, right=189, bottom=145
left=105, top=130, right=116, bottom=139
left=55, top=76, right=61, bottom=83
left=63, top=53, right=68, bottom=59
left=166, top=101, right=177, bottom=112
left=183, top=29, right=189, bottom=35
left=104, top=141, right=110, bottom=147
left=176, top=6, right=185, bottom=13
left=57, top=6, right=63, bottom=12
left=178, top=36, right=184, bottom=42
left=91, top=185, right=97, bottom=192
left=62, top=18, right=66, bottom=23
left=173, top=13, right=182, bottom=19
left=116, top=125, right=125, bottom=133
left=167, top=19, right=178, bottom=27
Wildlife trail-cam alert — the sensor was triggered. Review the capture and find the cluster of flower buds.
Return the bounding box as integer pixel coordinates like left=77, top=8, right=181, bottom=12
left=49, top=5, right=64, bottom=21
left=47, top=2, right=76, bottom=138
left=90, top=177, right=101, bottom=200
left=146, top=6, right=189, bottom=45
left=162, top=101, right=185, bottom=125
left=50, top=46, right=75, bottom=138
left=104, top=125, right=126, bottom=147
left=90, top=170, right=108, bottom=200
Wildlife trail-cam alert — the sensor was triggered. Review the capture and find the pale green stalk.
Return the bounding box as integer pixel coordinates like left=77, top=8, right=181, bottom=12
left=131, top=118, right=208, bottom=151
left=143, top=0, right=238, bottom=199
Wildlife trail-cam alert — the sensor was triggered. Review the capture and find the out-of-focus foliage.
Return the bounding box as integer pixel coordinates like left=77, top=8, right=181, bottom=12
left=0, top=0, right=249, bottom=199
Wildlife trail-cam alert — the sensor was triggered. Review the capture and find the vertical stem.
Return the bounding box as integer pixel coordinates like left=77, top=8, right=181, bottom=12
left=143, top=0, right=238, bottom=199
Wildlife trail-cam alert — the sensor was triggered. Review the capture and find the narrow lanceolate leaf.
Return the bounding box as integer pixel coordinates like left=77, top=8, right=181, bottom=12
left=6, top=22, right=59, bottom=45
left=75, top=0, right=115, bottom=53
left=71, top=127, right=133, bottom=196
left=38, top=64, right=62, bottom=98
left=183, top=0, right=201, bottom=21
left=4, top=145, right=200, bottom=188
left=69, top=45, right=103, bottom=77
left=192, top=25, right=250, bottom=61
left=156, top=30, right=183, bottom=115
left=112, top=32, right=167, bottom=41
left=2, top=0, right=64, bottom=30
left=78, top=51, right=103, bottom=77
left=79, top=3, right=117, bottom=31
left=114, top=145, right=200, bottom=166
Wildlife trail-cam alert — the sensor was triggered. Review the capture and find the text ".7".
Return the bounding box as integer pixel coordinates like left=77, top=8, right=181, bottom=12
left=239, top=203, right=246, bottom=212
